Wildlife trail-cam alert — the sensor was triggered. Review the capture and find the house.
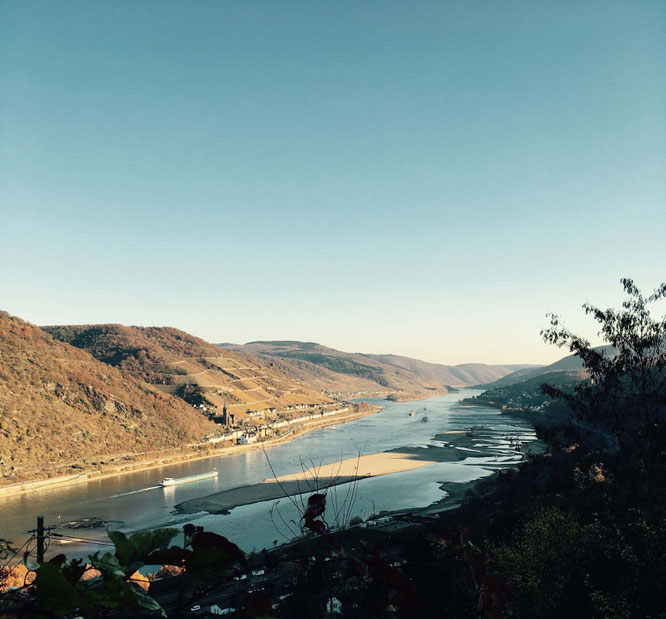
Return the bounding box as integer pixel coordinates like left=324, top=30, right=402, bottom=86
left=238, top=433, right=257, bottom=445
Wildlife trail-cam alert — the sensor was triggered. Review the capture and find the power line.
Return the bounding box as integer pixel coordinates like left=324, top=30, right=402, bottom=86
left=0, top=536, right=36, bottom=572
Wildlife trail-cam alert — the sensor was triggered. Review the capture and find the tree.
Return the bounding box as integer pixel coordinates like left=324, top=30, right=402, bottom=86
left=540, top=278, right=666, bottom=469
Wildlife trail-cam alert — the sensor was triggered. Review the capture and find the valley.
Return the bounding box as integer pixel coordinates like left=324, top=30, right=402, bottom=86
left=1, top=312, right=527, bottom=491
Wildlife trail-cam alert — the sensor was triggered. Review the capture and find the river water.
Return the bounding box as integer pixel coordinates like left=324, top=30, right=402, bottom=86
left=1, top=390, right=537, bottom=559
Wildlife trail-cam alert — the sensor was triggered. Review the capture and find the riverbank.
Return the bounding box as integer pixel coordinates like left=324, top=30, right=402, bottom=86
left=0, top=404, right=383, bottom=499
left=402, top=413, right=548, bottom=518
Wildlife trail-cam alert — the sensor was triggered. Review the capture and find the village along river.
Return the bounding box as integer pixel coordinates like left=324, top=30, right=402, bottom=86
left=1, top=390, right=539, bottom=559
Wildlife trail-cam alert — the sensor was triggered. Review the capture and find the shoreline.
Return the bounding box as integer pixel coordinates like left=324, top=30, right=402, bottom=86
left=0, top=405, right=383, bottom=499
left=175, top=421, right=545, bottom=517
left=175, top=450, right=454, bottom=515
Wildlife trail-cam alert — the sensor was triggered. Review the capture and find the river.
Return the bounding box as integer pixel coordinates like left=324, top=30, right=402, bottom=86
left=1, top=389, right=538, bottom=560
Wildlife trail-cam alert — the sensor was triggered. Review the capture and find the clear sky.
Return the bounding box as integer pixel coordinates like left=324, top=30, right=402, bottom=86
left=1, top=2, right=665, bottom=365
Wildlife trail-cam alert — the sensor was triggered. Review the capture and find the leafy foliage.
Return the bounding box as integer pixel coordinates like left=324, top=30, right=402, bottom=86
left=1, top=524, right=246, bottom=617
left=488, top=507, right=592, bottom=618
left=541, top=278, right=666, bottom=465
left=106, top=528, right=179, bottom=565
left=487, top=503, right=666, bottom=619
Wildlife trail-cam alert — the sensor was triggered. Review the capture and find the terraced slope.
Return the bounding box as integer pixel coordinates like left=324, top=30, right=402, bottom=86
left=44, top=325, right=332, bottom=419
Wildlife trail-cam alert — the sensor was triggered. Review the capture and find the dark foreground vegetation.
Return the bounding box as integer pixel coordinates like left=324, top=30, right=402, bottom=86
left=2, top=279, right=665, bottom=618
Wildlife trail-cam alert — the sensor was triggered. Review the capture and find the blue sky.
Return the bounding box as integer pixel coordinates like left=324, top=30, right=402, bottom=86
left=1, top=2, right=665, bottom=364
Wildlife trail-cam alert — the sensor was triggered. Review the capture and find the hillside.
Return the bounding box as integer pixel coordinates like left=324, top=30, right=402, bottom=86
left=43, top=325, right=332, bottom=420
left=0, top=312, right=215, bottom=486
left=222, top=341, right=530, bottom=399
left=474, top=346, right=613, bottom=390
left=248, top=353, right=385, bottom=396
left=464, top=349, right=607, bottom=415
left=364, top=353, right=538, bottom=387
left=463, top=369, right=587, bottom=413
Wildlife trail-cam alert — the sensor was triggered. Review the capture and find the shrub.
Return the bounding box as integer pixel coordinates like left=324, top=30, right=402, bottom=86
left=488, top=506, right=593, bottom=618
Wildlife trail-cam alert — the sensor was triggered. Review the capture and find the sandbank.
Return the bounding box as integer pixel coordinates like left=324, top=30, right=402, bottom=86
left=175, top=447, right=466, bottom=515
left=273, top=451, right=439, bottom=482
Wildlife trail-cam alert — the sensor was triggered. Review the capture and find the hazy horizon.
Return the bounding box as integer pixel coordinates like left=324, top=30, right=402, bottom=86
left=10, top=306, right=659, bottom=368
left=2, top=2, right=665, bottom=365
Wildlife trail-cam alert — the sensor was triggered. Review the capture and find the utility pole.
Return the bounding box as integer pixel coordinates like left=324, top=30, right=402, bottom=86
left=36, top=515, right=45, bottom=562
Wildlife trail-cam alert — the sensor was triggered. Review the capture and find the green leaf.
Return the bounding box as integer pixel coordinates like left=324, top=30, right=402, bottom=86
left=89, top=551, right=126, bottom=580
left=107, top=529, right=134, bottom=564
left=107, top=527, right=178, bottom=564
left=128, top=528, right=179, bottom=561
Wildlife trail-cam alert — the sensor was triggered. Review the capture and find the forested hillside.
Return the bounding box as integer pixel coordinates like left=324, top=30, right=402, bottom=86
left=475, top=347, right=613, bottom=390
left=464, top=370, right=586, bottom=413
left=0, top=312, right=215, bottom=486
left=42, top=324, right=224, bottom=384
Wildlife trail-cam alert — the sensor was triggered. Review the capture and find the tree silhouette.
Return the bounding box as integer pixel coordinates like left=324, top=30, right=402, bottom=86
left=540, top=278, right=666, bottom=469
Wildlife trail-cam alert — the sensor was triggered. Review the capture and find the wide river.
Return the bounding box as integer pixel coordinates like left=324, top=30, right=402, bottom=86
left=1, top=390, right=538, bottom=559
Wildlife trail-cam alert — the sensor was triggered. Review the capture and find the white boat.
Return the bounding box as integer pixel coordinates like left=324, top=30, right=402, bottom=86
left=159, top=471, right=218, bottom=487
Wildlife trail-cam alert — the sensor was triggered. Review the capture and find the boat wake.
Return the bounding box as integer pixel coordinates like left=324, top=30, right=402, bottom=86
left=108, top=486, right=161, bottom=499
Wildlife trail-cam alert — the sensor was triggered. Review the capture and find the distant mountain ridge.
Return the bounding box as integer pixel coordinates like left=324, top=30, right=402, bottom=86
left=464, top=369, right=587, bottom=414
left=365, top=353, right=538, bottom=387
left=475, top=346, right=614, bottom=390
left=463, top=346, right=618, bottom=415
left=222, top=340, right=536, bottom=398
